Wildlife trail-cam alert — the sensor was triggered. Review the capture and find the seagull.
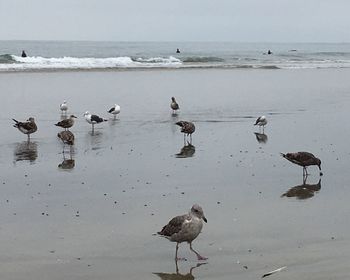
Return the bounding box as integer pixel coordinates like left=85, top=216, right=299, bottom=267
left=176, top=121, right=195, bottom=143
left=84, top=111, right=107, bottom=133
left=158, top=204, right=207, bottom=261
left=60, top=100, right=68, bottom=114
left=57, top=130, right=75, bottom=145
left=281, top=152, right=322, bottom=176
left=55, top=115, right=77, bottom=130
left=108, top=104, right=121, bottom=119
left=171, top=97, right=180, bottom=114
left=254, top=115, right=267, bottom=133
left=13, top=117, right=37, bottom=140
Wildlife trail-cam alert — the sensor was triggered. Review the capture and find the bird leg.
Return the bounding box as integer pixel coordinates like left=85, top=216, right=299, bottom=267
left=190, top=242, right=207, bottom=261
left=175, top=243, right=187, bottom=261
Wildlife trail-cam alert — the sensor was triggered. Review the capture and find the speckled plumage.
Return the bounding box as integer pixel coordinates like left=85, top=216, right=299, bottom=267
left=158, top=204, right=207, bottom=261
left=55, top=115, right=77, bottom=130
left=13, top=117, right=37, bottom=139
left=281, top=152, right=322, bottom=176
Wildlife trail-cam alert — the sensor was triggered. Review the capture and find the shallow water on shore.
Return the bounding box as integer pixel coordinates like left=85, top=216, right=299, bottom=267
left=0, top=68, right=349, bottom=279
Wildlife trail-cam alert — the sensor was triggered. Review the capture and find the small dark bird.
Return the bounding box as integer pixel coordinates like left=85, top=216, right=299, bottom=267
left=158, top=204, right=207, bottom=261
left=55, top=115, right=77, bottom=130
left=57, top=131, right=75, bottom=145
left=13, top=117, right=37, bottom=140
left=176, top=121, right=195, bottom=143
left=171, top=97, right=180, bottom=113
left=281, top=152, right=322, bottom=176
left=254, top=115, right=267, bottom=133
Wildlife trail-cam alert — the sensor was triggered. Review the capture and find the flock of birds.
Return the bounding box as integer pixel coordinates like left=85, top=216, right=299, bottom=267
left=11, top=96, right=323, bottom=262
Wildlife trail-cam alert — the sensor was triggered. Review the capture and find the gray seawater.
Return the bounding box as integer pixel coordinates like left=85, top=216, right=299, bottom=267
left=1, top=41, right=350, bottom=70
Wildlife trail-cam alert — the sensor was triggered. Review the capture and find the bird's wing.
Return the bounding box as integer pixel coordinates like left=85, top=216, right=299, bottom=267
left=91, top=115, right=103, bottom=123
left=20, top=121, right=36, bottom=131
left=254, top=117, right=261, bottom=125
left=158, top=214, right=189, bottom=237
left=56, top=119, right=68, bottom=126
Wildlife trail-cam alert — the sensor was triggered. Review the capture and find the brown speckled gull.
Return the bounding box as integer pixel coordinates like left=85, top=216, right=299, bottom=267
left=158, top=204, right=207, bottom=261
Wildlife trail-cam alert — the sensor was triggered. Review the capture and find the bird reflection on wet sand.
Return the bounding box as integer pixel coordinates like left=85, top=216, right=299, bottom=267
left=14, top=141, right=38, bottom=163
left=254, top=132, right=268, bottom=144
left=58, top=149, right=75, bottom=170
left=281, top=177, right=321, bottom=199
left=154, top=261, right=206, bottom=280
left=176, top=142, right=195, bottom=158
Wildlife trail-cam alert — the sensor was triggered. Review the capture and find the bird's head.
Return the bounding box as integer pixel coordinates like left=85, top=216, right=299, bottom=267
left=83, top=111, right=90, bottom=116
left=191, top=204, right=207, bottom=223
left=171, top=97, right=176, bottom=102
left=70, top=115, right=77, bottom=119
left=27, top=117, right=35, bottom=122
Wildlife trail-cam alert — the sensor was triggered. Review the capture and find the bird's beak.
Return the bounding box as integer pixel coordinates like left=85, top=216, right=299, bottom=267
left=203, top=216, right=207, bottom=223
left=73, top=115, right=77, bottom=118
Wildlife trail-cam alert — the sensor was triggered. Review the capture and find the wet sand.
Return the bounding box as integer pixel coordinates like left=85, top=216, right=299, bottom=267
left=0, top=68, right=350, bottom=280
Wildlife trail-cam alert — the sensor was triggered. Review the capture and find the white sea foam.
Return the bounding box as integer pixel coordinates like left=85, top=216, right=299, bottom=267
left=0, top=55, right=182, bottom=71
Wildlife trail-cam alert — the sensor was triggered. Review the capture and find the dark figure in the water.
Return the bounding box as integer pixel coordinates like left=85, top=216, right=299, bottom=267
left=176, top=48, right=180, bottom=53
left=21, top=50, right=27, bottom=57
left=267, top=50, right=272, bottom=55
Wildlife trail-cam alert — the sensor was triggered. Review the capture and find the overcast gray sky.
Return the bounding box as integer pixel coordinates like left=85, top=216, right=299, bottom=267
left=0, top=0, right=349, bottom=42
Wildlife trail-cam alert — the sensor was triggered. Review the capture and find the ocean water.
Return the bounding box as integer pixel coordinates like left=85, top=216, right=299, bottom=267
left=0, top=41, right=350, bottom=71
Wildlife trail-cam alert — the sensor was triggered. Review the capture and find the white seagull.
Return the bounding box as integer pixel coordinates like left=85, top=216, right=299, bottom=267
left=60, top=100, right=68, bottom=114
left=108, top=104, right=121, bottom=119
left=84, top=111, right=107, bottom=133
left=254, top=115, right=267, bottom=132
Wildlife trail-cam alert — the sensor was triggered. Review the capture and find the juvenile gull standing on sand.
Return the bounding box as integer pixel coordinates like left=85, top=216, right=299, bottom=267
left=281, top=152, right=322, bottom=176
left=176, top=121, right=195, bottom=143
left=158, top=204, right=207, bottom=261
left=55, top=115, right=77, bottom=130
left=108, top=104, right=121, bottom=119
left=60, top=100, right=68, bottom=114
left=12, top=117, right=37, bottom=140
left=171, top=97, right=180, bottom=114
left=254, top=115, right=267, bottom=133
left=84, top=111, right=107, bottom=133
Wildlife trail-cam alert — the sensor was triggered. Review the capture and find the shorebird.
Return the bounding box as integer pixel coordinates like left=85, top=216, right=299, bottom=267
left=281, top=152, right=322, bottom=176
left=158, top=204, right=207, bottom=261
left=108, top=104, right=121, bottom=119
left=176, top=121, right=195, bottom=143
left=55, top=115, right=77, bottom=130
left=171, top=97, right=180, bottom=114
left=57, top=130, right=75, bottom=145
left=254, top=116, right=267, bottom=132
left=13, top=117, right=37, bottom=140
left=60, top=100, right=68, bottom=114
left=84, top=111, right=107, bottom=133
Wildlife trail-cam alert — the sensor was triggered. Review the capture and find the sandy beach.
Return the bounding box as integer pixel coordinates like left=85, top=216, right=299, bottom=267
left=0, top=68, right=349, bottom=280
